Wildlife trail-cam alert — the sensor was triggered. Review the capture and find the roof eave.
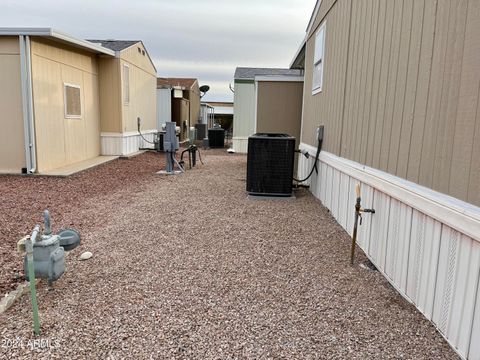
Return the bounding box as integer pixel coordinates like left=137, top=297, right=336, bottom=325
left=289, top=37, right=306, bottom=69
left=306, top=0, right=323, bottom=35
left=0, top=27, right=115, bottom=56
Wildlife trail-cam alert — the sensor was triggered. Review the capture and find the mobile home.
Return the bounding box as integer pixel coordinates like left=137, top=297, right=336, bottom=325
left=0, top=28, right=157, bottom=175
left=88, top=39, right=157, bottom=156
left=232, top=67, right=303, bottom=153
left=292, top=1, right=480, bottom=358
left=156, top=78, right=201, bottom=141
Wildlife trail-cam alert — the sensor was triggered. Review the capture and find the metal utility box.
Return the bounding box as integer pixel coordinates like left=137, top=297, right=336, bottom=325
left=23, top=234, right=65, bottom=283
left=246, top=133, right=295, bottom=196
left=208, top=127, right=225, bottom=148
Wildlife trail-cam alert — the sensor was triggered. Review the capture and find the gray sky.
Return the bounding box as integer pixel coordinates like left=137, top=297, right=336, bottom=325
left=1, top=0, right=316, bottom=102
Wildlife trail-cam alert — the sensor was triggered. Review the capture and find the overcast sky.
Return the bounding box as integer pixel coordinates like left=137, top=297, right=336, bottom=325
left=1, top=0, right=316, bottom=102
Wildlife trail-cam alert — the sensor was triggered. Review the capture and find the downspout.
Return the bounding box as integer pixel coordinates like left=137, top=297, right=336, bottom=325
left=19, top=35, right=36, bottom=173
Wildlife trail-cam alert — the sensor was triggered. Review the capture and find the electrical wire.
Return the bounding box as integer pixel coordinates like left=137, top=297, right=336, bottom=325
left=137, top=123, right=156, bottom=145
left=293, top=139, right=322, bottom=183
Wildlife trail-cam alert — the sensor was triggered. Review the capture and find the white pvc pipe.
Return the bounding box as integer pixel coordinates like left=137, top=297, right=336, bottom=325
left=19, top=35, right=36, bottom=173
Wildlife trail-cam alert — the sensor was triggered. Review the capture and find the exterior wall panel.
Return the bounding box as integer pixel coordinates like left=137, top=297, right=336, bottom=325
left=255, top=81, right=303, bottom=142
left=302, top=0, right=350, bottom=152
left=298, top=145, right=480, bottom=359
left=98, top=58, right=121, bottom=133
left=232, top=81, right=255, bottom=153
left=156, top=88, right=172, bottom=128
left=0, top=37, right=25, bottom=173
left=119, top=42, right=156, bottom=76
left=187, top=82, right=201, bottom=126
left=121, top=58, right=157, bottom=132
left=30, top=39, right=101, bottom=172
left=302, top=0, right=480, bottom=206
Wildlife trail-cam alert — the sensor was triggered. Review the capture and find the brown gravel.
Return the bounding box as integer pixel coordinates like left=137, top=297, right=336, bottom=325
left=0, top=151, right=457, bottom=359
left=0, top=152, right=166, bottom=295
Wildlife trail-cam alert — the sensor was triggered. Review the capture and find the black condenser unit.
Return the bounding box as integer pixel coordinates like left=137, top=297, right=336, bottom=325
left=208, top=127, right=225, bottom=148
left=246, top=133, right=295, bottom=196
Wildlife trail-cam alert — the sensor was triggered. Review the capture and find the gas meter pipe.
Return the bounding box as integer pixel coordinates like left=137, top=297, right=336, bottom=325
left=350, top=184, right=375, bottom=265
left=26, top=225, right=41, bottom=335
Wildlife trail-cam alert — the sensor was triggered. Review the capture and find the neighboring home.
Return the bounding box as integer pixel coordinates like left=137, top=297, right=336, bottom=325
left=0, top=28, right=157, bottom=175
left=200, top=102, right=215, bottom=129
left=206, top=101, right=233, bottom=131
left=232, top=67, right=303, bottom=153
left=88, top=39, right=157, bottom=156
left=156, top=77, right=201, bottom=141
left=292, top=1, right=480, bottom=358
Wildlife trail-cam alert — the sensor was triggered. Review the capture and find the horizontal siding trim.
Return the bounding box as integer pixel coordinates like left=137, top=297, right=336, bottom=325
left=255, top=75, right=304, bottom=82
left=101, top=130, right=157, bottom=137
left=300, top=142, right=480, bottom=243
left=234, top=79, right=255, bottom=84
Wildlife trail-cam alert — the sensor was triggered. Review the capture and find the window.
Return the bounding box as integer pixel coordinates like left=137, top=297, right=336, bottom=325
left=64, top=84, right=81, bottom=118
left=123, top=64, right=130, bottom=104
left=312, top=22, right=326, bottom=94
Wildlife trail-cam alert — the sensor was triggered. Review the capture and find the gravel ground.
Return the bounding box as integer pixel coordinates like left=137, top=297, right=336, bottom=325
left=0, top=151, right=457, bottom=359
left=0, top=152, right=167, bottom=295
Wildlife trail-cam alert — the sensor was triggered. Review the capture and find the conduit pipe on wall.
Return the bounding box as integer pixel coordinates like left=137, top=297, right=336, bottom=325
left=19, top=35, right=36, bottom=173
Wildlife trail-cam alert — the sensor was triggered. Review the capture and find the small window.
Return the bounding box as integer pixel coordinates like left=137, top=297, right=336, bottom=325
left=64, top=84, right=81, bottom=118
left=141, top=50, right=145, bottom=56
left=312, top=22, right=326, bottom=94
left=138, top=47, right=141, bottom=53
left=123, top=64, right=130, bottom=104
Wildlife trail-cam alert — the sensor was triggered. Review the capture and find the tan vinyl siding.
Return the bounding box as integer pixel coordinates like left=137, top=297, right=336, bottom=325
left=302, top=0, right=480, bottom=206
left=120, top=58, right=157, bottom=132
left=98, top=58, right=122, bottom=132
left=308, top=0, right=338, bottom=38
left=0, top=37, right=25, bottom=173
left=187, top=81, right=201, bottom=126
left=30, top=38, right=101, bottom=172
left=302, top=0, right=350, bottom=152
left=119, top=42, right=156, bottom=77
left=120, top=42, right=156, bottom=132
left=256, top=81, right=303, bottom=143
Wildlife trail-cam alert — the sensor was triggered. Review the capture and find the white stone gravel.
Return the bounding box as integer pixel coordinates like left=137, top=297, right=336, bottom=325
left=0, top=151, right=457, bottom=359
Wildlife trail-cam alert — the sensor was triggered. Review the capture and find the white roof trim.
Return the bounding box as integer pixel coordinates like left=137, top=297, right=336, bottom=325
left=289, top=35, right=306, bottom=69
left=306, top=0, right=323, bottom=35
left=254, top=75, right=304, bottom=82
left=0, top=28, right=115, bottom=56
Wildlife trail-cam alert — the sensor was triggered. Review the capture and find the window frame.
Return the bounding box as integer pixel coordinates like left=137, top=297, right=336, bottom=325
left=123, top=63, right=130, bottom=105
left=312, top=21, right=326, bottom=95
left=63, top=83, right=82, bottom=119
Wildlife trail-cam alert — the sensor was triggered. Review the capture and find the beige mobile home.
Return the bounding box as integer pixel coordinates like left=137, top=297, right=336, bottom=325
left=232, top=68, right=303, bottom=153
left=292, top=1, right=480, bottom=358
left=0, top=28, right=157, bottom=175
left=0, top=29, right=116, bottom=174
left=88, top=40, right=157, bottom=156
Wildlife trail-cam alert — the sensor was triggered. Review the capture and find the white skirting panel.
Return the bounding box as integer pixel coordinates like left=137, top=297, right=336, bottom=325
left=232, top=137, right=249, bottom=153
left=298, top=143, right=480, bottom=360
left=101, top=131, right=156, bottom=156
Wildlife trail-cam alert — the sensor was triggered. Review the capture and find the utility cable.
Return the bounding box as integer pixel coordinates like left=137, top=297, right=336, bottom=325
left=293, top=140, right=322, bottom=183
left=137, top=120, right=156, bottom=145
